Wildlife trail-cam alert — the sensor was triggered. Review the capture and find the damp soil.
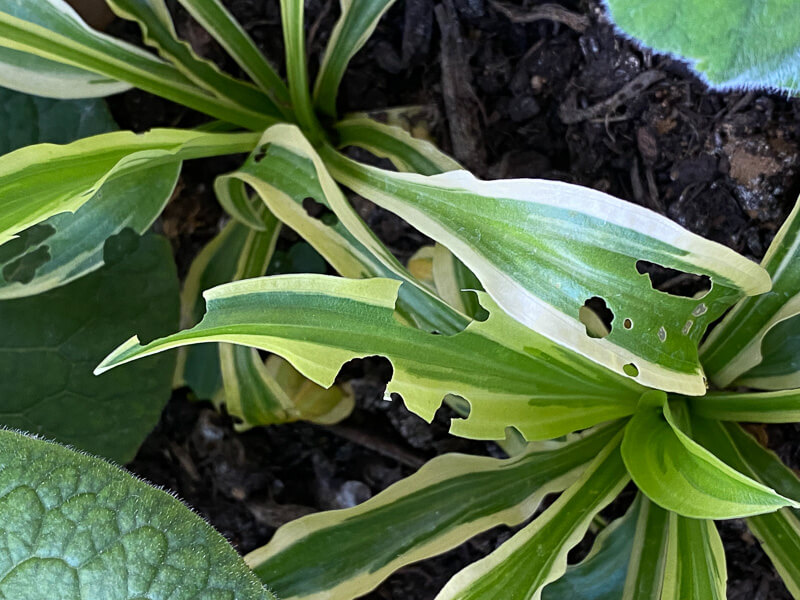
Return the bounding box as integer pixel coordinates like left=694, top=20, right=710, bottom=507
left=106, top=1, right=800, bottom=598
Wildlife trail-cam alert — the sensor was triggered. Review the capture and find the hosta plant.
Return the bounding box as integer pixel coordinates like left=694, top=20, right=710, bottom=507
left=2, top=0, right=800, bottom=599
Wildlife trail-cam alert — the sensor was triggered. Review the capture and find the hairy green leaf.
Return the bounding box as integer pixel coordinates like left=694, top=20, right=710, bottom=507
left=604, top=0, right=800, bottom=94
left=621, top=392, right=796, bottom=518
left=248, top=423, right=622, bottom=600
left=702, top=196, right=800, bottom=387
left=98, top=275, right=644, bottom=441
left=435, top=432, right=628, bottom=600
left=320, top=145, right=770, bottom=395
left=0, top=0, right=131, bottom=97
left=0, top=233, right=178, bottom=463
left=0, top=128, right=258, bottom=247
left=216, top=124, right=470, bottom=334
left=0, top=428, right=276, bottom=599
left=0, top=88, right=179, bottom=298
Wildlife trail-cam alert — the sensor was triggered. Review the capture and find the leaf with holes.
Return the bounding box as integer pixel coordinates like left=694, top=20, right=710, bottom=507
left=0, top=87, right=180, bottom=298
left=98, top=275, right=644, bottom=441
left=320, top=144, right=770, bottom=394
left=604, top=0, right=800, bottom=94
left=0, top=427, right=276, bottom=599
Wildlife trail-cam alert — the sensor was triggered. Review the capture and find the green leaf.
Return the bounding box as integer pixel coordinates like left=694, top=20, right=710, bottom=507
left=335, top=113, right=461, bottom=175
left=621, top=392, right=796, bottom=518
left=0, top=88, right=180, bottom=298
left=737, top=314, right=800, bottom=389
left=280, top=0, right=323, bottom=141
left=0, top=128, right=259, bottom=248
left=435, top=432, right=628, bottom=600
left=661, top=514, right=726, bottom=600
left=620, top=494, right=671, bottom=599
left=0, top=0, right=131, bottom=98
left=541, top=494, right=639, bottom=600
left=248, top=423, right=621, bottom=600
left=689, top=388, right=800, bottom=423
left=105, top=0, right=286, bottom=122
left=98, top=275, right=644, bottom=441
left=216, top=124, right=471, bottom=335
left=604, top=0, right=800, bottom=94
left=313, top=0, right=396, bottom=119
left=319, top=145, right=771, bottom=395
left=701, top=196, right=800, bottom=387
left=0, top=6, right=271, bottom=129
left=0, top=233, right=178, bottom=464
left=692, top=419, right=800, bottom=597
left=175, top=0, right=291, bottom=108
left=0, top=428, right=276, bottom=599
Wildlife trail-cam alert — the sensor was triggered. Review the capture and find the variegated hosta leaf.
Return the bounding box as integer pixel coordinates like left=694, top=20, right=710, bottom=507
left=661, top=514, right=726, bottom=600
left=693, top=418, right=800, bottom=597
left=701, top=195, right=800, bottom=388
left=0, top=128, right=259, bottom=247
left=0, top=429, right=276, bottom=600
left=621, top=392, right=797, bottom=518
left=0, top=0, right=131, bottom=98
left=105, top=0, right=286, bottom=121
left=216, top=123, right=470, bottom=334
left=541, top=494, right=639, bottom=600
left=313, top=0, right=396, bottom=118
left=0, top=6, right=271, bottom=129
left=334, top=113, right=461, bottom=175
left=98, top=275, right=645, bottom=441
left=221, top=350, right=354, bottom=430
left=620, top=494, right=671, bottom=599
left=176, top=215, right=280, bottom=399
left=175, top=0, right=290, bottom=107
left=737, top=314, right=800, bottom=390
left=319, top=146, right=771, bottom=395
left=689, top=388, right=800, bottom=423
left=247, top=423, right=623, bottom=600
left=432, top=243, right=487, bottom=320
left=435, top=432, right=628, bottom=600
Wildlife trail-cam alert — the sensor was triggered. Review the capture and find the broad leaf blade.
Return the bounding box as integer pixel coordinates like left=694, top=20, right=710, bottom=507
left=0, top=233, right=178, bottom=464
left=621, top=392, right=795, bottom=518
left=737, top=314, right=800, bottom=390
left=620, top=494, right=671, bottom=600
left=217, top=123, right=471, bottom=334
left=435, top=432, right=629, bottom=600
left=176, top=0, right=290, bottom=107
left=701, top=195, right=800, bottom=387
left=604, top=0, right=800, bottom=94
left=248, top=423, right=623, bottom=600
left=98, top=275, right=644, bottom=441
left=693, top=419, right=800, bottom=596
left=0, top=128, right=258, bottom=247
left=320, top=146, right=770, bottom=394
left=0, top=0, right=130, bottom=98
left=0, top=428, right=275, bottom=599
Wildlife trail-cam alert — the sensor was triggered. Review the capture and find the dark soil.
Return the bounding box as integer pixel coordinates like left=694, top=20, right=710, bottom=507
left=107, top=0, right=800, bottom=598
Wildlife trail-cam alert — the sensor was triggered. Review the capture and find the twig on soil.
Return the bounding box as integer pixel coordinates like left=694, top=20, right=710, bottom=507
left=491, top=1, right=590, bottom=33
left=558, top=70, right=666, bottom=125
left=322, top=423, right=427, bottom=469
left=435, top=0, right=487, bottom=173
